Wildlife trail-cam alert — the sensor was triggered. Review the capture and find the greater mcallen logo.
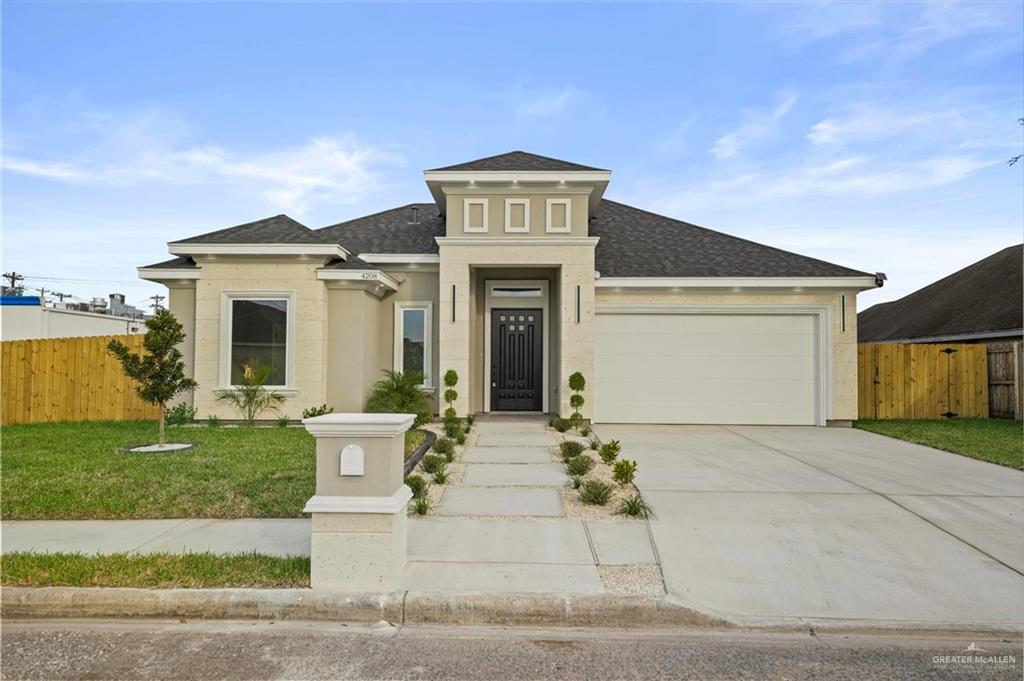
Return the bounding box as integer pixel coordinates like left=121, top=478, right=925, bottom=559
left=932, top=642, right=1017, bottom=673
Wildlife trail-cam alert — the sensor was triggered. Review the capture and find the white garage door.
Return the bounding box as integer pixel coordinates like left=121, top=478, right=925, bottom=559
left=594, top=313, right=819, bottom=425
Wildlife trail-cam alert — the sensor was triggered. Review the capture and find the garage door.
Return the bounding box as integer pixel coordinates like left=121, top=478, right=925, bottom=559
left=594, top=313, right=819, bottom=425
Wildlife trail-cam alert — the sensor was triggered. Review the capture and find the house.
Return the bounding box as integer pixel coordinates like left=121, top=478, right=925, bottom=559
left=859, top=244, right=1023, bottom=345
left=1, top=294, right=145, bottom=341
left=139, top=151, right=882, bottom=426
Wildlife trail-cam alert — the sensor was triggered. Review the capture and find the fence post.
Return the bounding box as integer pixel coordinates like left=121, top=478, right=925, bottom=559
left=302, top=413, right=413, bottom=591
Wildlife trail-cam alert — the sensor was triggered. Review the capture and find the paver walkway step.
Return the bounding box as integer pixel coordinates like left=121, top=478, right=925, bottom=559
left=461, top=463, right=566, bottom=487
left=475, top=433, right=558, bottom=448
left=436, top=488, right=563, bottom=517
left=461, top=447, right=552, bottom=464
left=408, top=518, right=592, bottom=564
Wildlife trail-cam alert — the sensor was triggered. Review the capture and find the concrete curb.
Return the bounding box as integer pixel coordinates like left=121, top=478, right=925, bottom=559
left=1, top=588, right=725, bottom=628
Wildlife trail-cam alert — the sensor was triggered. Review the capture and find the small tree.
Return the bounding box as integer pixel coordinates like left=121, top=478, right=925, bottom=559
left=443, top=369, right=459, bottom=420
left=568, top=371, right=586, bottom=424
left=108, top=309, right=198, bottom=446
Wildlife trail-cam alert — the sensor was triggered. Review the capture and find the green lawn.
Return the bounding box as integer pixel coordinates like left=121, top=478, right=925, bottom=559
left=2, top=421, right=427, bottom=520
left=1, top=551, right=309, bottom=588
left=855, top=419, right=1023, bottom=470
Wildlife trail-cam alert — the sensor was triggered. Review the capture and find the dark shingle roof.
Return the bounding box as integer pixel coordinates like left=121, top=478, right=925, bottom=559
left=429, top=151, right=606, bottom=172
left=590, top=200, right=871, bottom=278
left=142, top=256, right=196, bottom=269
left=315, top=203, right=445, bottom=254
left=170, top=215, right=328, bottom=244
left=858, top=245, right=1023, bottom=342
left=323, top=256, right=379, bottom=270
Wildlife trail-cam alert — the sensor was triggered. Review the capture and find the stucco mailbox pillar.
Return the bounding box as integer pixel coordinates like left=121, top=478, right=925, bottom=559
left=302, top=413, right=414, bottom=591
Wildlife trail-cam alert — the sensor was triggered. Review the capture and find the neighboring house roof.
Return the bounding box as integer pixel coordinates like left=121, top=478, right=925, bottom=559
left=428, top=151, right=607, bottom=172
left=142, top=256, right=197, bottom=269
left=590, top=200, right=871, bottom=278
left=858, top=244, right=1023, bottom=342
left=315, top=203, right=445, bottom=254
left=169, top=215, right=328, bottom=244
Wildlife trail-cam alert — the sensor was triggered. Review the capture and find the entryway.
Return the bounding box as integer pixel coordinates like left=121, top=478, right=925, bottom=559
left=489, top=308, right=543, bottom=411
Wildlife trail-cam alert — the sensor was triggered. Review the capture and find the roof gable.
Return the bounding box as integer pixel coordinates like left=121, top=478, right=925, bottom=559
left=170, top=214, right=327, bottom=244
left=428, top=151, right=606, bottom=172
left=858, top=244, right=1023, bottom=341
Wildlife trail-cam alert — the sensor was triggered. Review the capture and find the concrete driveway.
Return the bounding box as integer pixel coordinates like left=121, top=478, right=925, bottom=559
left=594, top=424, right=1024, bottom=629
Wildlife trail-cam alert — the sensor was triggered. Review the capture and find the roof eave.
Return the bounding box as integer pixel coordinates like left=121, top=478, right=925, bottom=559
left=167, top=242, right=350, bottom=259
left=595, top=276, right=881, bottom=290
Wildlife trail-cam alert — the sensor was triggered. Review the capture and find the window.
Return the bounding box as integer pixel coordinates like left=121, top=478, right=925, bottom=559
left=463, top=198, right=488, bottom=233
left=546, top=198, right=572, bottom=233
left=504, top=198, right=530, bottom=233
left=229, top=298, right=289, bottom=386
left=394, top=302, right=433, bottom=387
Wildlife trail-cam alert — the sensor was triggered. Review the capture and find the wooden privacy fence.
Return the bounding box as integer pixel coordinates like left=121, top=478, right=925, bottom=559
left=858, top=343, right=989, bottom=420
left=1, top=334, right=160, bottom=425
left=987, top=341, right=1022, bottom=420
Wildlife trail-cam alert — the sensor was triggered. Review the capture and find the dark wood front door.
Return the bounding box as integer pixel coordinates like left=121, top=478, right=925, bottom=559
left=490, top=308, right=543, bottom=411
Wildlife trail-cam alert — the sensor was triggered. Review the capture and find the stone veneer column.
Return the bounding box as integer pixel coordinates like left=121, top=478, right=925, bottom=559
left=559, top=260, right=596, bottom=419
left=302, top=413, right=413, bottom=591
left=439, top=257, right=471, bottom=415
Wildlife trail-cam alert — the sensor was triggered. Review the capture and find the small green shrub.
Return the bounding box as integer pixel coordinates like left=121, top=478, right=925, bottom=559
left=569, top=475, right=583, bottom=489
left=366, top=369, right=431, bottom=427
left=301, top=404, right=333, bottom=419
left=560, top=440, right=585, bottom=460
left=276, top=415, right=291, bottom=427
left=421, top=454, right=446, bottom=474
left=552, top=418, right=571, bottom=433
left=579, top=426, right=591, bottom=437
left=206, top=415, right=221, bottom=428
left=616, top=494, right=656, bottom=519
left=549, top=417, right=558, bottom=428
left=443, top=407, right=457, bottom=420
left=612, top=459, right=638, bottom=486
left=465, top=414, right=475, bottom=427
left=455, top=432, right=466, bottom=446
left=414, top=496, right=430, bottom=515
left=433, top=468, right=448, bottom=484
left=433, top=437, right=454, bottom=455
left=565, top=454, right=595, bottom=477
left=579, top=480, right=615, bottom=505
left=165, top=403, right=197, bottom=426
left=404, top=474, right=428, bottom=498
left=599, top=443, right=618, bottom=464
left=444, top=421, right=461, bottom=438
left=568, top=372, right=586, bottom=423
left=589, top=436, right=601, bottom=451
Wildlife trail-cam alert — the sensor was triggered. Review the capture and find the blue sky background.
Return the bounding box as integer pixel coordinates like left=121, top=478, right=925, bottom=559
left=3, top=1, right=1021, bottom=312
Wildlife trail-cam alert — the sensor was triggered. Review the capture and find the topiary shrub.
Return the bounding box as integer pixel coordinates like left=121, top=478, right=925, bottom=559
left=612, top=459, right=638, bottom=486
left=404, top=474, right=428, bottom=499
left=579, top=480, right=615, bottom=505
left=560, top=440, right=585, bottom=460
left=565, top=454, right=595, bottom=477
left=568, top=372, right=586, bottom=424
left=421, top=454, right=446, bottom=475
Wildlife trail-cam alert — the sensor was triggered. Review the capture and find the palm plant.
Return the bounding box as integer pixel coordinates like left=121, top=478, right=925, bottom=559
left=214, top=362, right=286, bottom=424
left=366, top=370, right=432, bottom=427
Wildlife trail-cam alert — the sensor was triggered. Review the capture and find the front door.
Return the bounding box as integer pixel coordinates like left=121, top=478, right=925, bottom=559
left=490, top=308, right=543, bottom=411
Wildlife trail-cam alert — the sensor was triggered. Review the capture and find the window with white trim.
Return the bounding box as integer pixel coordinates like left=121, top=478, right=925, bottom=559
left=228, top=298, right=289, bottom=386
left=545, top=198, right=572, bottom=233
left=394, top=302, right=433, bottom=387
left=504, top=198, right=530, bottom=233
left=463, top=198, right=488, bottom=233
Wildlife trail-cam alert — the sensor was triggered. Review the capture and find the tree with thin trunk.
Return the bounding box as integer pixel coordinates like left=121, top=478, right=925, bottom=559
left=108, top=309, right=198, bottom=446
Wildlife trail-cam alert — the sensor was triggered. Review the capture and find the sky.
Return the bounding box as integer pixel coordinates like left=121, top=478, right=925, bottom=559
left=2, top=1, right=1022, bottom=313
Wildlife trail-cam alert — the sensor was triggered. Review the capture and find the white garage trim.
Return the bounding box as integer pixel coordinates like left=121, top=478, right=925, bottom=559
left=595, top=304, right=833, bottom=426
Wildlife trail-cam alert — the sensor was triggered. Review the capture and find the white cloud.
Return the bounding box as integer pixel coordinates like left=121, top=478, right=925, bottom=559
left=515, top=85, right=583, bottom=119
left=2, top=111, right=404, bottom=216
left=711, top=90, right=797, bottom=160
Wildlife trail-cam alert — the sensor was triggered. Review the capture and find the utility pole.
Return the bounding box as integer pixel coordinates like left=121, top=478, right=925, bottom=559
left=2, top=271, right=24, bottom=295
left=149, top=294, right=166, bottom=312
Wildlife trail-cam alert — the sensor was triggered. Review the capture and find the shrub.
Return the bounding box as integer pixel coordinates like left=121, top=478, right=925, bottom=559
left=433, top=468, right=448, bottom=484
left=599, top=443, right=618, bottom=464
left=589, top=436, right=601, bottom=451
left=455, top=432, right=466, bottom=446
left=565, top=454, right=595, bottom=477
left=421, top=454, right=446, bottom=475
left=465, top=414, right=475, bottom=427
left=276, top=415, right=291, bottom=427
left=214, top=363, right=287, bottom=425
left=414, top=496, right=430, bottom=515
left=549, top=417, right=557, bottom=428
left=404, top=474, right=428, bottom=499
left=579, top=480, right=615, bottom=505
left=206, top=415, right=221, bottom=428
left=301, top=404, right=333, bottom=419
left=612, top=459, right=638, bottom=486
left=568, top=371, right=586, bottom=423
left=616, top=494, right=656, bottom=519
left=443, top=407, right=457, bottom=420
left=444, top=421, right=461, bottom=438
left=560, top=440, right=585, bottom=460
left=579, top=425, right=591, bottom=437
left=433, top=437, right=454, bottom=455
left=569, top=475, right=583, bottom=490
left=552, top=418, right=571, bottom=433
left=366, top=370, right=431, bottom=428
left=165, top=403, right=197, bottom=426
left=443, top=369, right=459, bottom=418
left=108, top=309, right=198, bottom=445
